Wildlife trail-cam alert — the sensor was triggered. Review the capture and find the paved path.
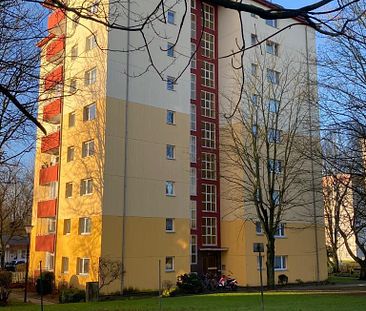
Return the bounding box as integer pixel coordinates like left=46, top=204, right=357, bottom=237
left=11, top=290, right=55, bottom=305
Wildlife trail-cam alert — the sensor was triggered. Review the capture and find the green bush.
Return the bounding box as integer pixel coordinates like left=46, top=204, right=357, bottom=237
left=36, top=271, right=54, bottom=295
left=59, top=288, right=86, bottom=303
left=0, top=271, right=12, bottom=305
left=176, top=273, right=204, bottom=294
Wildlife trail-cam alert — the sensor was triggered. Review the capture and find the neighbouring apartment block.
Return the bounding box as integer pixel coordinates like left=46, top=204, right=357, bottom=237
left=30, top=0, right=327, bottom=292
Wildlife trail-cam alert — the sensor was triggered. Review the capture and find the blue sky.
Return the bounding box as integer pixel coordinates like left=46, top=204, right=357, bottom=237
left=274, top=1, right=320, bottom=8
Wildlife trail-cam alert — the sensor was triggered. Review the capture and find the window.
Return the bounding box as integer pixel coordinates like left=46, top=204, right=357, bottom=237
left=71, top=45, right=78, bottom=60
left=251, top=63, right=258, bottom=76
left=267, top=69, right=280, bottom=84
left=202, top=184, right=216, bottom=212
left=266, top=19, right=278, bottom=28
left=190, top=201, right=197, bottom=229
left=165, top=256, right=174, bottom=271
left=80, top=178, right=93, bottom=195
left=202, top=152, right=216, bottom=180
left=256, top=221, right=263, bottom=234
left=274, top=256, right=287, bottom=270
left=45, top=252, right=54, bottom=271
left=65, top=182, right=73, bottom=198
left=166, top=218, right=174, bottom=232
left=251, top=34, right=258, bottom=45
left=201, top=32, right=214, bottom=58
left=268, top=99, right=280, bottom=113
left=167, top=10, right=175, bottom=24
left=83, top=103, right=96, bottom=121
left=190, top=167, right=197, bottom=196
left=69, top=79, right=77, bottom=93
left=268, top=159, right=282, bottom=174
left=166, top=144, right=175, bottom=160
left=165, top=181, right=175, bottom=196
left=86, top=33, right=97, bottom=51
left=201, top=61, right=214, bottom=87
left=167, top=42, right=174, bottom=57
left=167, top=76, right=175, bottom=91
left=67, top=146, right=74, bottom=162
left=82, top=140, right=95, bottom=158
left=190, top=135, right=196, bottom=163
left=191, top=235, right=197, bottom=264
left=79, top=217, right=91, bottom=234
left=191, top=74, right=196, bottom=100
left=78, top=258, right=90, bottom=275
left=85, top=67, right=97, bottom=85
left=191, top=43, right=196, bottom=69
left=48, top=218, right=56, bottom=233
left=63, top=219, right=71, bottom=235
left=72, top=15, right=80, bottom=29
left=190, top=104, right=196, bottom=131
left=203, top=3, right=214, bottom=30
left=166, top=110, right=175, bottom=125
left=202, top=121, right=215, bottom=148
left=191, top=0, right=196, bottom=9
left=251, top=94, right=259, bottom=106
left=201, top=91, right=215, bottom=118
left=268, top=128, right=281, bottom=143
left=202, top=217, right=217, bottom=245
left=49, top=182, right=58, bottom=198
left=275, top=223, right=285, bottom=237
left=68, top=112, right=75, bottom=128
left=61, top=257, right=69, bottom=274
left=266, top=41, right=279, bottom=56
left=191, top=13, right=196, bottom=38
left=272, top=190, right=280, bottom=205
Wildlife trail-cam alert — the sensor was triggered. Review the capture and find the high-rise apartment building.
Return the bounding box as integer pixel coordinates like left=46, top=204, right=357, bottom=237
left=30, top=0, right=327, bottom=292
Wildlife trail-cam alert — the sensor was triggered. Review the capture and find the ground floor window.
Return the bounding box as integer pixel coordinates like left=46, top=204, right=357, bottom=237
left=165, top=256, right=175, bottom=272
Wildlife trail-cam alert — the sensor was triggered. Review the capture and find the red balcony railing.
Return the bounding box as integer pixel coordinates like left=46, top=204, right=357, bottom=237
left=35, top=234, right=55, bottom=252
left=46, top=36, right=65, bottom=62
left=37, top=199, right=57, bottom=218
left=39, top=164, right=58, bottom=185
left=36, top=33, right=56, bottom=48
left=41, top=131, right=60, bottom=154
left=44, top=66, right=63, bottom=91
left=43, top=99, right=61, bottom=124
left=48, top=9, right=65, bottom=34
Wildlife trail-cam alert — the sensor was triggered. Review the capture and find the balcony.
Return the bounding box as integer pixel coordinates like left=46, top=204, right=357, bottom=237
left=35, top=234, right=55, bottom=252
left=46, top=36, right=65, bottom=62
left=41, top=131, right=60, bottom=154
left=44, top=66, right=63, bottom=91
left=36, top=33, right=55, bottom=48
left=37, top=199, right=57, bottom=218
left=39, top=164, right=58, bottom=185
left=48, top=9, right=65, bottom=35
left=43, top=99, right=61, bottom=124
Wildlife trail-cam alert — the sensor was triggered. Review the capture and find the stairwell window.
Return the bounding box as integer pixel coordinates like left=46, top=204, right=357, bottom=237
left=83, top=103, right=96, bottom=121
left=202, top=121, right=216, bottom=149
left=190, top=167, right=197, bottom=196
left=79, top=217, right=91, bottom=234
left=202, top=217, right=217, bottom=246
left=190, top=135, right=196, bottom=163
left=256, top=221, right=263, bottom=235
left=77, top=257, right=90, bottom=275
left=202, top=152, right=216, bottom=180
left=201, top=91, right=215, bottom=118
left=251, top=34, right=258, bottom=45
left=202, top=184, right=216, bottom=212
left=80, top=178, right=93, bottom=195
left=268, top=128, right=281, bottom=143
left=190, top=201, right=197, bottom=229
left=82, top=140, right=95, bottom=158
left=191, top=13, right=196, bottom=38
left=201, top=61, right=214, bottom=88
left=268, top=99, right=280, bottom=113
left=201, top=32, right=214, bottom=59
left=191, top=74, right=196, bottom=100
left=191, top=235, right=198, bottom=264
left=85, top=68, right=97, bottom=85
left=190, top=104, right=196, bottom=131
left=202, top=3, right=214, bottom=30
left=191, top=43, right=196, bottom=69
left=268, top=159, right=282, bottom=174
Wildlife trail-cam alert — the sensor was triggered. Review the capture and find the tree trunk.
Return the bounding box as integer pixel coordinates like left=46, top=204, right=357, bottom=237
left=266, top=237, right=275, bottom=288
left=0, top=253, right=5, bottom=269
left=332, top=251, right=340, bottom=273
left=360, top=264, right=366, bottom=280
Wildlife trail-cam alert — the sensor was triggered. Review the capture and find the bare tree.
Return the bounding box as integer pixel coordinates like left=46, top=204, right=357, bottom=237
left=97, top=257, right=124, bottom=291
left=0, top=165, right=33, bottom=268
left=220, top=53, right=319, bottom=287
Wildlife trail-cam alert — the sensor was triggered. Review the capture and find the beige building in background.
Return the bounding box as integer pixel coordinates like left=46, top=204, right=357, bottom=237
left=30, top=0, right=327, bottom=292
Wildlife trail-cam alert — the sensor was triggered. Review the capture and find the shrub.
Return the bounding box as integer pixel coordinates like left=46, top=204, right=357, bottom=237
left=36, top=271, right=54, bottom=295
left=0, top=271, right=12, bottom=305
left=176, top=273, right=204, bottom=294
left=278, top=274, right=288, bottom=285
left=59, top=288, right=86, bottom=303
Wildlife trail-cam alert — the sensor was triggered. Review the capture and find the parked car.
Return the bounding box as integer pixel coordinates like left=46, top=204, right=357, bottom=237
left=5, top=260, right=26, bottom=272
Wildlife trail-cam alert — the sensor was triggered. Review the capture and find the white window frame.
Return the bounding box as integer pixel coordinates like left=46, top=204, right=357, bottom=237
left=68, top=112, right=75, bottom=128
left=202, top=217, right=217, bottom=246
left=191, top=43, right=196, bottom=69
left=167, top=76, right=175, bottom=91
left=191, top=13, right=196, bottom=38
left=275, top=223, right=286, bottom=238
left=190, top=235, right=198, bottom=264
left=61, top=257, right=69, bottom=274
left=274, top=255, right=287, bottom=271
left=201, top=31, right=214, bottom=59
left=190, top=135, right=196, bottom=163
left=80, top=178, right=93, bottom=196
left=202, top=152, right=216, bottom=180
left=256, top=221, right=263, bottom=235
left=190, top=167, right=197, bottom=196
left=268, top=159, right=282, bottom=174
left=201, top=61, right=215, bottom=88
left=202, top=3, right=215, bottom=30
left=266, top=40, right=279, bottom=56
left=165, top=256, right=175, bottom=272
left=190, top=201, right=197, bottom=230
left=268, top=99, right=280, bottom=113
left=82, top=140, right=95, bottom=158
left=63, top=219, right=71, bottom=235
left=65, top=182, right=73, bottom=198
left=83, top=103, right=96, bottom=121
left=190, top=104, right=196, bottom=131
left=191, top=74, right=196, bottom=100
left=166, top=110, right=175, bottom=125
left=268, top=128, right=281, bottom=143
left=267, top=69, right=280, bottom=84
left=86, top=33, right=97, bottom=51
left=202, top=121, right=216, bottom=149
left=79, top=217, right=91, bottom=235
left=266, top=19, right=278, bottom=28
left=165, top=181, right=175, bottom=196
left=202, top=184, right=216, bottom=212
left=201, top=91, right=215, bottom=119
left=48, top=218, right=56, bottom=233
left=165, top=218, right=175, bottom=232
left=167, top=10, right=175, bottom=25
left=49, top=181, right=58, bottom=199
left=166, top=144, right=175, bottom=160
left=67, top=146, right=74, bottom=162
left=78, top=257, right=90, bottom=275
left=45, top=252, right=54, bottom=271
left=71, top=45, right=78, bottom=61
left=85, top=68, right=97, bottom=85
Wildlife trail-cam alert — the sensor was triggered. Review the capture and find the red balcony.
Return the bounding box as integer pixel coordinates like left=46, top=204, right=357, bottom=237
left=41, top=131, right=60, bottom=154
left=35, top=234, right=55, bottom=252
left=44, top=66, right=63, bottom=91
left=39, top=164, right=59, bottom=185
left=43, top=99, right=61, bottom=124
left=48, top=9, right=65, bottom=35
left=37, top=199, right=57, bottom=218
left=36, top=33, right=56, bottom=48
left=46, top=36, right=65, bottom=62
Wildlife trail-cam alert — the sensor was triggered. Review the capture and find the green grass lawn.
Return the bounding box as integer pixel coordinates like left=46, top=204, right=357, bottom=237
left=328, top=275, right=362, bottom=284
left=6, top=292, right=366, bottom=311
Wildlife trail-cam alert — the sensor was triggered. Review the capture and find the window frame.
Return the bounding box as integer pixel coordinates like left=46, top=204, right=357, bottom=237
left=165, top=181, right=175, bottom=196
left=80, top=178, right=93, bottom=196
left=65, top=182, right=73, bottom=198
left=274, top=255, right=287, bottom=271
left=83, top=103, right=96, bottom=121
left=79, top=217, right=91, bottom=235
left=165, top=256, right=175, bottom=272
left=165, top=218, right=175, bottom=232
left=63, top=219, right=71, bottom=235
left=78, top=257, right=90, bottom=275
left=202, top=217, right=217, bottom=246
left=166, top=110, right=176, bottom=125
left=82, top=140, right=95, bottom=158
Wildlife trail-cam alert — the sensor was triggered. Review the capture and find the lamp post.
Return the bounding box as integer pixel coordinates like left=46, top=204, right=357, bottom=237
left=24, top=224, right=33, bottom=303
